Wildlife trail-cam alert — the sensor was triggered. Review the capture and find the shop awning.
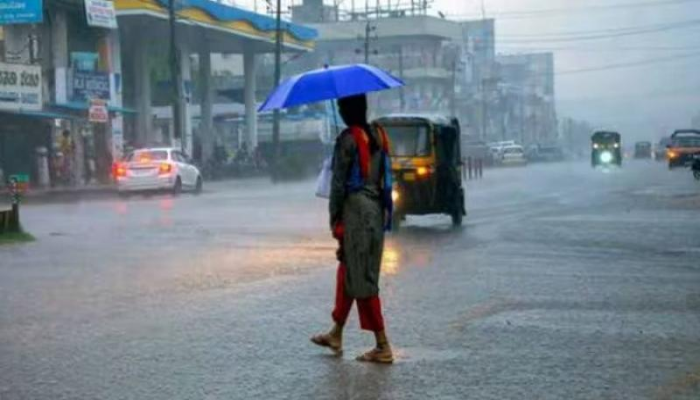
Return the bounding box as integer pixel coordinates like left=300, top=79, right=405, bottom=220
left=52, top=102, right=138, bottom=114
left=0, top=108, right=77, bottom=120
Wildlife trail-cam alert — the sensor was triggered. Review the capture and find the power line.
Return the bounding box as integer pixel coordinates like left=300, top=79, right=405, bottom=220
left=498, top=20, right=700, bottom=43
left=497, top=45, right=700, bottom=53
left=497, top=19, right=700, bottom=38
left=555, top=51, right=700, bottom=75
left=450, top=0, right=700, bottom=20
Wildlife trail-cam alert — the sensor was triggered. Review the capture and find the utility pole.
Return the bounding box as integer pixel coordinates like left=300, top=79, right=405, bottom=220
left=398, top=46, right=405, bottom=111
left=364, top=20, right=371, bottom=64
left=169, top=0, right=183, bottom=149
left=272, top=0, right=283, bottom=178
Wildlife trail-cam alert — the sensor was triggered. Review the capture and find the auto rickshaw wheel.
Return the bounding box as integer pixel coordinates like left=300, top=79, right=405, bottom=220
left=392, top=213, right=403, bottom=232
left=451, top=211, right=463, bottom=227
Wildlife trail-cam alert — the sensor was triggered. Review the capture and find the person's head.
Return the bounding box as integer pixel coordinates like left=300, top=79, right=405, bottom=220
left=62, top=130, right=70, bottom=139
left=338, top=94, right=368, bottom=128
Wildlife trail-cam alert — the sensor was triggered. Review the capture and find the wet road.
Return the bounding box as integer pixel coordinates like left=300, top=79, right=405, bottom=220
left=1, top=161, right=699, bottom=399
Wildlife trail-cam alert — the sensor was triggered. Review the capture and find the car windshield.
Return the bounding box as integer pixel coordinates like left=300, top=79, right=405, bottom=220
left=673, top=136, right=700, bottom=147
left=127, top=150, right=169, bottom=162
left=386, top=125, right=431, bottom=157
left=504, top=147, right=523, bottom=154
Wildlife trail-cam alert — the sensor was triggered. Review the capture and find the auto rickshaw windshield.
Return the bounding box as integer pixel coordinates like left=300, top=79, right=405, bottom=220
left=387, top=125, right=431, bottom=157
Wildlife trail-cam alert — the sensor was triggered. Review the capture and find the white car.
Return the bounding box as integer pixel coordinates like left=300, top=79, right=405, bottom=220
left=501, top=145, right=528, bottom=166
left=114, top=148, right=203, bottom=194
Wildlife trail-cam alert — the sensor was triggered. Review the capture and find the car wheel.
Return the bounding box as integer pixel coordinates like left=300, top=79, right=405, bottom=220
left=173, top=177, right=183, bottom=195
left=194, top=176, right=203, bottom=194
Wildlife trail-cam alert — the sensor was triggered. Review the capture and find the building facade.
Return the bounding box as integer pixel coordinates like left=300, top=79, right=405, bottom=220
left=0, top=0, right=317, bottom=188
left=495, top=53, right=557, bottom=145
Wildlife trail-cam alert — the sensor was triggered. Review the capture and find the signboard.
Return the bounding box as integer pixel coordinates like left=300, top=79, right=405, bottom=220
left=84, top=0, right=117, bottom=29
left=0, top=0, right=43, bottom=25
left=71, top=71, right=110, bottom=103
left=71, top=52, right=99, bottom=72
left=89, top=99, right=109, bottom=123
left=0, top=62, right=42, bottom=111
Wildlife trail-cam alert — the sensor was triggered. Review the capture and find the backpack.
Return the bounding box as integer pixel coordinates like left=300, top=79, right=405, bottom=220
left=346, top=125, right=394, bottom=231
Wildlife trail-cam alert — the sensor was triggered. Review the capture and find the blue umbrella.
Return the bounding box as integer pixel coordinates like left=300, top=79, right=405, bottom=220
left=258, top=64, right=404, bottom=112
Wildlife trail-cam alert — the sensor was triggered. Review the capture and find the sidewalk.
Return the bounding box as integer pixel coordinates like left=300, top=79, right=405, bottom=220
left=0, top=183, right=117, bottom=204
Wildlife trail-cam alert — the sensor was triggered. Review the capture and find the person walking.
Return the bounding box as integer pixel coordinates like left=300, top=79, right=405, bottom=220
left=311, top=94, right=394, bottom=364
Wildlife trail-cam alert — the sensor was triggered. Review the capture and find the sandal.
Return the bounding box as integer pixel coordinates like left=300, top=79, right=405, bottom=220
left=310, top=333, right=343, bottom=355
left=356, top=346, right=394, bottom=364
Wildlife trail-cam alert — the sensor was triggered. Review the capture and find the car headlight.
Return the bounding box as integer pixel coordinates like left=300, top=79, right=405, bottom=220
left=600, top=151, right=613, bottom=164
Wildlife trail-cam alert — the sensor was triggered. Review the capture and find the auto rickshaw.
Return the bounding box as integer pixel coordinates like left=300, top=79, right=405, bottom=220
left=374, top=114, right=466, bottom=228
left=591, top=131, right=622, bottom=167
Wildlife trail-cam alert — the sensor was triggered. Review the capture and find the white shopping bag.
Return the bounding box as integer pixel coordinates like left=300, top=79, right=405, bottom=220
left=315, top=156, right=333, bottom=199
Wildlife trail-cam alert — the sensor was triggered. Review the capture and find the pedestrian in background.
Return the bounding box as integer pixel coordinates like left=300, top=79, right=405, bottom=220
left=311, top=94, right=394, bottom=364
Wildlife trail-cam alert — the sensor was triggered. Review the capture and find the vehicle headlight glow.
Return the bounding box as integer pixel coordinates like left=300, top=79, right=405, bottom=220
left=392, top=189, right=400, bottom=202
left=593, top=143, right=599, bottom=149
left=614, top=143, right=620, bottom=149
left=600, top=151, right=613, bottom=164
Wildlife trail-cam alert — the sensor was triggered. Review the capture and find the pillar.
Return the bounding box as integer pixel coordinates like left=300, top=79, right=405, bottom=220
left=51, top=10, right=68, bottom=104
left=243, top=46, right=258, bottom=150
left=133, top=31, right=151, bottom=147
left=106, top=29, right=124, bottom=161
left=179, top=44, right=193, bottom=157
left=198, top=46, right=214, bottom=163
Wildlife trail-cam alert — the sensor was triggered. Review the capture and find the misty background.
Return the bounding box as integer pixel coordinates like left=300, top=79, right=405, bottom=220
left=237, top=0, right=700, bottom=142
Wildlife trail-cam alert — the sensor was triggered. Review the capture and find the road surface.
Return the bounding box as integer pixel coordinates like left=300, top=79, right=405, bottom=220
left=1, top=160, right=699, bottom=399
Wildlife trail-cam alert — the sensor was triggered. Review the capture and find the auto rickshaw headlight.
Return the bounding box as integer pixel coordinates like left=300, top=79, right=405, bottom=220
left=416, top=166, right=430, bottom=177
left=593, top=143, right=599, bottom=149
left=600, top=151, right=613, bottom=164
left=614, top=143, right=620, bottom=149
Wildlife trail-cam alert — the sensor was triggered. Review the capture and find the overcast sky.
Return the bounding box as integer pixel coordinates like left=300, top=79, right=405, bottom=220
left=234, top=0, right=700, bottom=141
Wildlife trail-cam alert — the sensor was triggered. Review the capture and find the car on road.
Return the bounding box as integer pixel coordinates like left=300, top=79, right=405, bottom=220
left=634, top=141, right=652, bottom=159
left=667, top=129, right=700, bottom=169
left=501, top=145, right=528, bottom=166
left=113, top=148, right=203, bottom=194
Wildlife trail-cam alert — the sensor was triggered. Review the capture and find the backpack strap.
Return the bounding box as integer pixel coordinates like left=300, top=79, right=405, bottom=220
left=348, top=125, right=371, bottom=179
left=374, top=124, right=391, bottom=154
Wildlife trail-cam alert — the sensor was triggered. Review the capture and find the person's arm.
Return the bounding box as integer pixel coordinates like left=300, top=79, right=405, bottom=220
left=329, top=132, right=356, bottom=229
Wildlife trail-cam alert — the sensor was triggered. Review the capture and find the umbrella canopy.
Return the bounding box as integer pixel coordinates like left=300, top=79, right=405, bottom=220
left=259, top=64, right=404, bottom=112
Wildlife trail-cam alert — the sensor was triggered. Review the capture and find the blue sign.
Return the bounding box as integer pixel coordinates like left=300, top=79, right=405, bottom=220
left=0, top=0, right=43, bottom=25
left=71, top=71, right=111, bottom=103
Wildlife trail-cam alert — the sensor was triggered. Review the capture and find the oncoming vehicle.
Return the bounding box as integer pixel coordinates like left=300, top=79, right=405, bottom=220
left=634, top=141, right=652, bottom=159
left=667, top=129, right=700, bottom=169
left=501, top=145, right=527, bottom=166
left=591, top=131, right=622, bottom=167
left=113, top=148, right=203, bottom=194
left=655, top=137, right=671, bottom=161
left=374, top=114, right=466, bottom=228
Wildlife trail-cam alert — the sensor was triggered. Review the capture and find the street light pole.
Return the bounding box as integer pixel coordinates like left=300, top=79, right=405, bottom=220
left=168, top=0, right=183, bottom=150
left=272, top=0, right=282, bottom=177
left=364, top=20, right=371, bottom=64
